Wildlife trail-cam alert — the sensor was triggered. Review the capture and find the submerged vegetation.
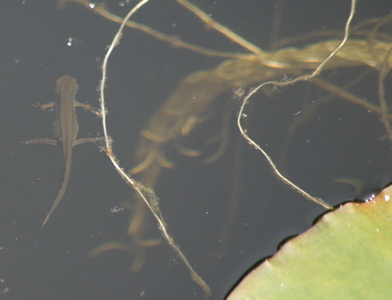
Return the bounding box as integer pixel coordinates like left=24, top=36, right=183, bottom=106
left=42, top=0, right=392, bottom=297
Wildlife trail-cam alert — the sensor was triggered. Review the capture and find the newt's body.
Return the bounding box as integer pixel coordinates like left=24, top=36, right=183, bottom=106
left=22, top=75, right=104, bottom=227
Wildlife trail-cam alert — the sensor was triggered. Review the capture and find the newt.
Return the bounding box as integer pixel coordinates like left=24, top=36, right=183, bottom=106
left=22, top=75, right=104, bottom=227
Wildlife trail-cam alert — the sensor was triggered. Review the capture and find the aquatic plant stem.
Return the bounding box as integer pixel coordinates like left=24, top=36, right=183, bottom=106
left=237, top=0, right=357, bottom=210
left=98, top=0, right=211, bottom=298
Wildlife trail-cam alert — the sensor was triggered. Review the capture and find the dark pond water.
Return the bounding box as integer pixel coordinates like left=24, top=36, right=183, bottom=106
left=1, top=0, right=391, bottom=299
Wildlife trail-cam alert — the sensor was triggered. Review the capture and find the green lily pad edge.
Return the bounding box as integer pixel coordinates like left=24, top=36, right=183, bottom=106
left=227, top=185, right=392, bottom=300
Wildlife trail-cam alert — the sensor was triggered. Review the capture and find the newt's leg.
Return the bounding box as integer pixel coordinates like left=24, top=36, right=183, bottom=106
left=75, top=101, right=105, bottom=117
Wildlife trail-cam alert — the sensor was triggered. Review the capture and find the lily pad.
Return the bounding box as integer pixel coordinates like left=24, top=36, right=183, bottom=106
left=227, top=185, right=392, bottom=299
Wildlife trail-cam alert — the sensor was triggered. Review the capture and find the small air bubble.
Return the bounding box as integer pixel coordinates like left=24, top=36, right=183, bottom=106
left=0, top=287, right=9, bottom=295
left=110, top=206, right=124, bottom=213
left=67, top=37, right=81, bottom=47
left=364, top=194, right=376, bottom=202
left=118, top=0, right=131, bottom=7
left=67, top=38, right=74, bottom=46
